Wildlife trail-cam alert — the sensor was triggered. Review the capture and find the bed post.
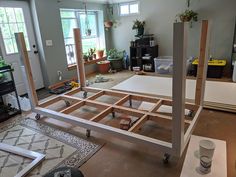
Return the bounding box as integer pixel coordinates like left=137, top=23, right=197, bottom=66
left=195, top=20, right=209, bottom=106
left=172, top=22, right=188, bottom=157
left=15, top=32, right=39, bottom=109
left=74, top=28, right=86, bottom=88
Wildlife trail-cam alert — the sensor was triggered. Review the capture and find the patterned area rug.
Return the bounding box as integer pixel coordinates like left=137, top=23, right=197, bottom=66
left=0, top=117, right=103, bottom=177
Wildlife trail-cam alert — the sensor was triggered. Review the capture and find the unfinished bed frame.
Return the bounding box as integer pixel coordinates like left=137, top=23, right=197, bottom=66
left=16, top=21, right=209, bottom=160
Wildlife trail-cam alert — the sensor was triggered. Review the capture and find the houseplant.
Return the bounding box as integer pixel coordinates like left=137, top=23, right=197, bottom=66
left=88, top=48, right=96, bottom=60
left=83, top=53, right=89, bottom=62
left=96, top=49, right=104, bottom=58
left=104, top=4, right=118, bottom=30
left=97, top=60, right=110, bottom=74
left=132, top=20, right=145, bottom=36
left=107, top=48, right=124, bottom=71
left=178, top=9, right=198, bottom=22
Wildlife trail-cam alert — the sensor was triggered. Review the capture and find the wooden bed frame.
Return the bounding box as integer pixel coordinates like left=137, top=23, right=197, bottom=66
left=15, top=21, right=209, bottom=160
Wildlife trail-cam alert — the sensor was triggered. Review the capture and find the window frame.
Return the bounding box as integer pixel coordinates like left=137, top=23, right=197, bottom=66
left=0, top=7, right=31, bottom=55
left=60, top=9, right=101, bottom=66
left=119, top=1, right=140, bottom=16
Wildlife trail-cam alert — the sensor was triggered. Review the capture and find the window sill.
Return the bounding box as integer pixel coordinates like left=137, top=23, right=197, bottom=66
left=67, top=56, right=107, bottom=71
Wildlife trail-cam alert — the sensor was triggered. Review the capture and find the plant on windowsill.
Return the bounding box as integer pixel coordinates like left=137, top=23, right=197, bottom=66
left=83, top=53, right=89, bottom=62
left=132, top=20, right=145, bottom=37
left=88, top=48, right=96, bottom=60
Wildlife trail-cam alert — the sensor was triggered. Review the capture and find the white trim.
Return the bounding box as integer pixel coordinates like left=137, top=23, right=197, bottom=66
left=0, top=143, right=45, bottom=177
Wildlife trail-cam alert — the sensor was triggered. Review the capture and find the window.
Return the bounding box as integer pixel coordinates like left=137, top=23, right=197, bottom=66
left=60, top=9, right=102, bottom=65
left=119, top=1, right=139, bottom=16
left=0, top=7, right=30, bottom=54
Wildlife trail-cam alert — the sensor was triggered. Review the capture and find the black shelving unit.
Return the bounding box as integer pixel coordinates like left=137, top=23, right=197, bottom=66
left=130, top=45, right=158, bottom=72
left=231, top=18, right=236, bottom=71
left=0, top=65, right=21, bottom=122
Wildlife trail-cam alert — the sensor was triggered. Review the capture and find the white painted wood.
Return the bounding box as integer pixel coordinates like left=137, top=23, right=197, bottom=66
left=172, top=22, right=187, bottom=156
left=180, top=135, right=227, bottom=177
left=112, top=75, right=236, bottom=111
left=34, top=106, right=173, bottom=154
left=0, top=143, right=45, bottom=177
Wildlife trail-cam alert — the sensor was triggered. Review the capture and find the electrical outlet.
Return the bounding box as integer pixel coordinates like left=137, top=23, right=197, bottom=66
left=57, top=71, right=63, bottom=81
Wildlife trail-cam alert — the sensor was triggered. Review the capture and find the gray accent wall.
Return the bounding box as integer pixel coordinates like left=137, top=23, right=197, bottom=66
left=111, top=0, right=236, bottom=73
left=30, top=0, right=106, bottom=87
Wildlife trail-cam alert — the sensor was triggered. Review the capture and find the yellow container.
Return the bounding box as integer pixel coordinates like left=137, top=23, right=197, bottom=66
left=192, top=58, right=227, bottom=66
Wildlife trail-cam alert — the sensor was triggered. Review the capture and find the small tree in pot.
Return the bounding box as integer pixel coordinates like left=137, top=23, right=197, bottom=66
left=132, top=20, right=145, bottom=37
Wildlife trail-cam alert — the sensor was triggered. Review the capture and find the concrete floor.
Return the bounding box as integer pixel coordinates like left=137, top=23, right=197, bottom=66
left=4, top=71, right=236, bottom=177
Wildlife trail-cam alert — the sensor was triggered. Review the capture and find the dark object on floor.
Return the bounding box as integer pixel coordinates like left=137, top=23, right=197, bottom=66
left=120, top=117, right=132, bottom=130
left=49, top=82, right=72, bottom=94
left=44, top=167, right=84, bottom=177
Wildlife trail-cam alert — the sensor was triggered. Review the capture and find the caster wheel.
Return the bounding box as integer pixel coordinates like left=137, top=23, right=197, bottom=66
left=65, top=101, right=71, bottom=107
left=83, top=92, right=88, bottom=99
left=163, top=153, right=170, bottom=164
left=86, top=129, right=91, bottom=138
left=112, top=112, right=115, bottom=118
left=188, top=110, right=194, bottom=118
left=35, top=114, right=41, bottom=120
left=129, top=99, right=132, bottom=108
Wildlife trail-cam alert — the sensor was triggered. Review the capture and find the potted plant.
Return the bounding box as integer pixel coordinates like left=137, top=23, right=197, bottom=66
left=97, top=60, right=111, bottom=74
left=107, top=48, right=124, bottom=71
left=88, top=48, right=96, bottom=60
left=132, top=20, right=145, bottom=36
left=104, top=4, right=118, bottom=30
left=97, top=49, right=104, bottom=59
left=178, top=9, right=198, bottom=22
left=83, top=53, right=89, bottom=62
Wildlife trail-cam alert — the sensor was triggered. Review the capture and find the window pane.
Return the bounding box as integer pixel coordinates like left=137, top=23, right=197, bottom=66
left=60, top=11, right=76, bottom=18
left=0, top=24, right=11, bottom=38
left=5, top=8, right=16, bottom=23
left=79, top=13, right=97, bottom=37
left=120, top=4, right=129, bottom=15
left=0, top=8, right=7, bottom=23
left=14, top=8, right=24, bottom=22
left=130, top=3, right=139, bottom=14
left=17, top=23, right=27, bottom=34
left=64, top=38, right=74, bottom=45
left=61, top=19, right=77, bottom=38
left=4, top=39, right=15, bottom=54
left=9, top=23, right=18, bottom=38
left=82, top=38, right=97, bottom=53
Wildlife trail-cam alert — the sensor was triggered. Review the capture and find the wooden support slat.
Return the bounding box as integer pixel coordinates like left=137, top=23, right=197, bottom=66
left=131, top=95, right=159, bottom=103
left=65, top=88, right=81, bottom=96
left=90, top=107, right=113, bottom=122
left=104, top=90, right=127, bottom=98
left=150, top=100, right=163, bottom=112
left=195, top=20, right=209, bottom=106
left=61, top=95, right=83, bottom=102
left=39, top=96, right=61, bottom=108
left=15, top=33, right=38, bottom=108
left=115, top=95, right=130, bottom=106
left=82, top=87, right=101, bottom=93
left=74, top=28, right=86, bottom=88
left=60, top=101, right=85, bottom=114
left=113, top=106, right=144, bottom=117
left=162, top=100, right=198, bottom=111
left=85, top=100, right=110, bottom=110
left=87, top=91, right=104, bottom=100
left=128, top=115, right=149, bottom=133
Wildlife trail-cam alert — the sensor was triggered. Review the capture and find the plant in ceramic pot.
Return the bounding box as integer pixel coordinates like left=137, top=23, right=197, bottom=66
left=107, top=48, right=124, bottom=71
left=83, top=53, right=89, bottom=62
left=96, top=49, right=104, bottom=59
left=178, top=9, right=198, bottom=22
left=88, top=48, right=96, bottom=60
left=104, top=3, right=118, bottom=30
left=132, top=20, right=145, bottom=37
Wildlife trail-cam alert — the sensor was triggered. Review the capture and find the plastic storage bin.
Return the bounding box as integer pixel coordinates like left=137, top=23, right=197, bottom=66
left=154, top=56, right=173, bottom=74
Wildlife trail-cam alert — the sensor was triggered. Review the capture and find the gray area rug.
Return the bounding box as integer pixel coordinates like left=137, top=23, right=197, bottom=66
left=0, top=117, right=103, bottom=177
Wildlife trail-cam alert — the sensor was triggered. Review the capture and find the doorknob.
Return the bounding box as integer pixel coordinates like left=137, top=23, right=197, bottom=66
left=34, top=50, right=39, bottom=54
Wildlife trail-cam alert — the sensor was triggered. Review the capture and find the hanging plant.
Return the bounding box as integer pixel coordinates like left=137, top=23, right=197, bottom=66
left=84, top=1, right=92, bottom=36
left=104, top=4, right=118, bottom=30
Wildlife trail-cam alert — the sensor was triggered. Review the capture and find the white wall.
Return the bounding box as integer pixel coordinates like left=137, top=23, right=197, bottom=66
left=111, top=0, right=236, bottom=73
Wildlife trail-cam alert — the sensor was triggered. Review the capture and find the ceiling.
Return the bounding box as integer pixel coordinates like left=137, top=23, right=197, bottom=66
left=76, top=0, right=130, bottom=4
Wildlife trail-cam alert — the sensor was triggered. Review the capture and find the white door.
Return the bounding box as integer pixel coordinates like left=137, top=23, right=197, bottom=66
left=0, top=1, right=44, bottom=95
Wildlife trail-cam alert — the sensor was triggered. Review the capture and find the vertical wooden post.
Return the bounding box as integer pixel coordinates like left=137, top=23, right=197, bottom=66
left=74, top=28, right=86, bottom=88
left=195, top=20, right=209, bottom=106
left=172, top=22, right=188, bottom=156
left=15, top=33, right=38, bottom=108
